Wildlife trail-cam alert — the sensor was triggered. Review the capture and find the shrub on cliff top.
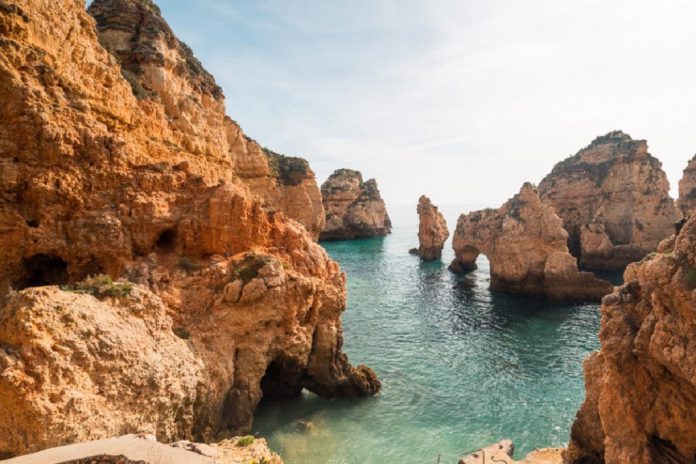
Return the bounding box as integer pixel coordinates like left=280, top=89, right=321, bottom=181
left=60, top=274, right=133, bottom=298
left=236, top=436, right=254, bottom=447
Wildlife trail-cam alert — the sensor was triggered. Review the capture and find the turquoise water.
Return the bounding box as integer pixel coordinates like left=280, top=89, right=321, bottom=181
left=253, top=204, right=603, bottom=464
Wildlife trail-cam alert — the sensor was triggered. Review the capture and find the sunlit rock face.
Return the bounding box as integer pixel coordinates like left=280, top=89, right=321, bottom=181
left=88, top=0, right=325, bottom=240
left=450, top=183, right=612, bottom=301
left=538, top=131, right=680, bottom=270
left=411, top=195, right=449, bottom=261
left=566, top=215, right=696, bottom=464
left=678, top=154, right=696, bottom=218
left=319, top=169, right=392, bottom=241
left=0, top=0, right=378, bottom=456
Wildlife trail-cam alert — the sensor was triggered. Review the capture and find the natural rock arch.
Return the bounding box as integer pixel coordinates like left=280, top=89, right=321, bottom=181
left=450, top=183, right=612, bottom=300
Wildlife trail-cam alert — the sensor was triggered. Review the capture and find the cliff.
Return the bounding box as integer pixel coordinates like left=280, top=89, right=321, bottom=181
left=450, top=183, right=612, bottom=300
left=88, top=0, right=325, bottom=240
left=538, top=131, right=680, bottom=270
left=319, top=169, right=392, bottom=241
left=678, top=154, right=696, bottom=217
left=0, top=0, right=378, bottom=456
left=565, top=214, right=696, bottom=463
left=410, top=195, right=449, bottom=260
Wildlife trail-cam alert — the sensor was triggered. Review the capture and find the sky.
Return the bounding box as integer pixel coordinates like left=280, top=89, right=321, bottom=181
left=155, top=0, right=696, bottom=208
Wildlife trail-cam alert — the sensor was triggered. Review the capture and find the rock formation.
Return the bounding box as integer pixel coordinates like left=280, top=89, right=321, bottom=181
left=410, top=195, right=449, bottom=260
left=319, top=169, right=391, bottom=240
left=458, top=440, right=562, bottom=464
left=2, top=434, right=282, bottom=464
left=450, top=183, right=612, bottom=300
left=538, top=131, right=680, bottom=270
left=678, top=154, right=696, bottom=217
left=87, top=0, right=324, bottom=240
left=565, top=214, right=696, bottom=463
left=0, top=0, right=378, bottom=457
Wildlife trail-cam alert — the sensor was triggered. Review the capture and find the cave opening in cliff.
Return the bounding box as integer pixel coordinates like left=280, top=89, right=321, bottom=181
left=13, top=254, right=69, bottom=290
left=155, top=228, right=177, bottom=252
left=260, top=358, right=305, bottom=399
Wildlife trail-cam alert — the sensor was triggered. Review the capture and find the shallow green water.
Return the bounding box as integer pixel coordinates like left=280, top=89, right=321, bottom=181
left=253, top=204, right=602, bottom=464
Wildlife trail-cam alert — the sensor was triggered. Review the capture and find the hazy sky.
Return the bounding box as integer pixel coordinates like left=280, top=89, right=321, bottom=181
left=157, top=0, right=696, bottom=207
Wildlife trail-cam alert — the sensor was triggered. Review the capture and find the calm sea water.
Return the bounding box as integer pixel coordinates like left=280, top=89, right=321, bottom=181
left=253, top=204, right=603, bottom=464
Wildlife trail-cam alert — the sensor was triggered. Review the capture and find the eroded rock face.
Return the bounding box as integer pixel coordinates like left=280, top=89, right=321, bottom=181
left=678, top=154, right=696, bottom=217
left=0, top=0, right=378, bottom=456
left=87, top=0, right=324, bottom=240
left=320, top=169, right=391, bottom=240
left=450, top=183, right=612, bottom=300
left=411, top=195, right=449, bottom=260
left=565, top=215, right=696, bottom=464
left=539, top=131, right=680, bottom=270
left=458, top=440, right=562, bottom=464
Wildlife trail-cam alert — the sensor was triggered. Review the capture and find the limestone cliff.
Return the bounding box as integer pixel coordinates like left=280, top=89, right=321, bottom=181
left=319, top=169, right=391, bottom=241
left=678, top=154, right=696, bottom=217
left=450, top=183, right=612, bottom=300
left=538, top=131, right=680, bottom=270
left=0, top=0, right=378, bottom=456
left=410, top=195, right=449, bottom=261
left=565, top=214, right=696, bottom=463
left=87, top=0, right=324, bottom=240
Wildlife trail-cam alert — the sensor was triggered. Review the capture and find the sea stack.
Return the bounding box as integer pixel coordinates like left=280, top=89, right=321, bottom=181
left=566, top=215, right=696, bottom=463
left=0, top=0, right=379, bottom=456
left=450, top=183, right=612, bottom=300
left=410, top=195, right=449, bottom=260
left=678, top=154, right=696, bottom=217
left=319, top=169, right=392, bottom=241
left=538, top=131, right=681, bottom=270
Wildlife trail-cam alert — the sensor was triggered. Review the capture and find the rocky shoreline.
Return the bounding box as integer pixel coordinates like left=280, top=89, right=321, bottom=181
left=2, top=0, right=696, bottom=463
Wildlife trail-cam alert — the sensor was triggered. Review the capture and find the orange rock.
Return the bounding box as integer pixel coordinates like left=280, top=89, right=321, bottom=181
left=0, top=0, right=378, bottom=456
left=539, top=131, right=681, bottom=270
left=88, top=0, right=324, bottom=240
left=678, top=154, right=696, bottom=217
left=566, top=215, right=696, bottom=463
left=412, top=195, right=449, bottom=261
left=450, top=183, right=612, bottom=300
left=320, top=169, right=391, bottom=240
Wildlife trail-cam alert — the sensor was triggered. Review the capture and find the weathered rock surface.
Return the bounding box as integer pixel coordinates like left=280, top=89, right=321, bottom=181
left=2, top=433, right=282, bottom=464
left=0, top=0, right=378, bottom=457
left=410, top=195, right=449, bottom=261
left=678, top=154, right=696, bottom=217
left=319, top=169, right=391, bottom=241
left=450, top=183, right=612, bottom=300
left=539, top=131, right=680, bottom=270
left=87, top=0, right=324, bottom=240
left=566, top=214, right=696, bottom=463
left=458, top=440, right=562, bottom=464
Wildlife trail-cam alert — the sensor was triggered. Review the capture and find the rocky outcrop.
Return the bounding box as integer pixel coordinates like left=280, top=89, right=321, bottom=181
left=566, top=215, right=696, bottom=463
left=450, top=183, right=612, bottom=300
left=2, top=434, right=282, bottom=464
left=319, top=169, right=391, bottom=240
left=459, top=440, right=562, bottom=464
left=87, top=0, right=324, bottom=240
left=539, top=131, right=680, bottom=270
left=410, top=195, right=449, bottom=260
left=678, top=154, right=696, bottom=217
left=0, top=0, right=378, bottom=457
